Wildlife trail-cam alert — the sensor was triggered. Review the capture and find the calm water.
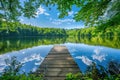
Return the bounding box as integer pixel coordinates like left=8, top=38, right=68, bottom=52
left=0, top=37, right=120, bottom=73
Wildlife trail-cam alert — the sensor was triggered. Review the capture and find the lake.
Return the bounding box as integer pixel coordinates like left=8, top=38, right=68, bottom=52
left=0, top=36, right=120, bottom=73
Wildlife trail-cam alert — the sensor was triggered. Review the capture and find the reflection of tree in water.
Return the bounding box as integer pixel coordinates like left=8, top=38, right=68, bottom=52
left=0, top=56, right=119, bottom=80
left=0, top=36, right=120, bottom=54
left=67, top=36, right=120, bottom=49
left=0, top=37, right=66, bottom=54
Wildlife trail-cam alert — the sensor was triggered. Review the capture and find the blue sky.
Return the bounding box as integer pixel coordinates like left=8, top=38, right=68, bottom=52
left=20, top=5, right=84, bottom=29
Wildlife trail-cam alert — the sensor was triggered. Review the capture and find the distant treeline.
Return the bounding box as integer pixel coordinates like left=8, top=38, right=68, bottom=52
left=0, top=21, right=67, bottom=37
left=67, top=25, right=120, bottom=37
left=1, top=21, right=120, bottom=38
left=67, top=14, right=120, bottom=37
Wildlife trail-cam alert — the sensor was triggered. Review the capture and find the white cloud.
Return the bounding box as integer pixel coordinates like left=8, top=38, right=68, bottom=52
left=22, top=51, right=25, bottom=54
left=68, top=11, right=74, bottom=17
left=94, top=48, right=100, bottom=55
left=20, top=18, right=24, bottom=22
left=44, top=13, right=50, bottom=16
left=32, top=67, right=37, bottom=72
left=57, top=11, right=74, bottom=17
left=52, top=21, right=61, bottom=25
left=92, top=49, right=106, bottom=62
left=38, top=6, right=45, bottom=14
left=34, top=6, right=50, bottom=17
left=70, top=49, right=77, bottom=53
left=21, top=54, right=43, bottom=64
left=52, top=19, right=75, bottom=25
left=76, top=56, right=93, bottom=66
left=35, top=62, right=42, bottom=65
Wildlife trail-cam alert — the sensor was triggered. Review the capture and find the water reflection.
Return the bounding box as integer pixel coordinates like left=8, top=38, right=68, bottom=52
left=0, top=36, right=120, bottom=54
left=0, top=36, right=120, bottom=73
left=75, top=56, right=93, bottom=66
left=0, top=45, right=53, bottom=73
left=65, top=43, right=120, bottom=72
left=21, top=54, right=43, bottom=65
left=92, top=48, right=107, bottom=62
left=0, top=37, right=66, bottom=54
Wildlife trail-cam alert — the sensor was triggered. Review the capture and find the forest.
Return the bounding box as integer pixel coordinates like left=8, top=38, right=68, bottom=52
left=0, top=0, right=120, bottom=80
left=0, top=19, right=120, bottom=38
left=0, top=0, right=120, bottom=38
left=0, top=21, right=67, bottom=37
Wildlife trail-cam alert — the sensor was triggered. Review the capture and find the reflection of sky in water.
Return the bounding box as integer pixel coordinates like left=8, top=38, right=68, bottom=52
left=65, top=43, right=120, bottom=72
left=0, top=43, right=120, bottom=73
left=92, top=48, right=106, bottom=62
left=76, top=56, right=93, bottom=66
left=0, top=45, right=53, bottom=73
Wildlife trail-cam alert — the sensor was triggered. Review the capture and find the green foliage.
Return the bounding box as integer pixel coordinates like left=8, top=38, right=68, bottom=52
left=0, top=0, right=41, bottom=21
left=65, top=62, right=120, bottom=80
left=0, top=73, right=43, bottom=80
left=0, top=21, right=67, bottom=37
left=74, top=0, right=111, bottom=26
left=0, top=0, right=120, bottom=26
left=65, top=73, right=82, bottom=80
left=0, top=21, right=120, bottom=54
left=0, top=0, right=21, bottom=21
left=65, top=72, right=93, bottom=80
left=37, top=0, right=120, bottom=26
left=0, top=56, right=43, bottom=80
left=3, top=56, right=22, bottom=76
left=67, top=24, right=120, bottom=37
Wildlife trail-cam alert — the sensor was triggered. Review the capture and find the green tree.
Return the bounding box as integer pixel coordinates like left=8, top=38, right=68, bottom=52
left=0, top=0, right=40, bottom=21
left=1, top=0, right=120, bottom=26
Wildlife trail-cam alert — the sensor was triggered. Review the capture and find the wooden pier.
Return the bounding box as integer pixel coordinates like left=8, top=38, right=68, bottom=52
left=36, top=46, right=80, bottom=80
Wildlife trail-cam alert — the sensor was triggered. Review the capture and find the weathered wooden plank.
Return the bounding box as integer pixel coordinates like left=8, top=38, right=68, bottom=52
left=46, top=55, right=71, bottom=58
left=38, top=67, right=80, bottom=71
left=44, top=57, right=73, bottom=60
left=39, top=64, right=78, bottom=68
left=36, top=46, right=80, bottom=80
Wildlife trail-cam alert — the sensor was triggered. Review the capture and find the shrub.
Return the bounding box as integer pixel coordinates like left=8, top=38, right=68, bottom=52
left=0, top=56, right=43, bottom=80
